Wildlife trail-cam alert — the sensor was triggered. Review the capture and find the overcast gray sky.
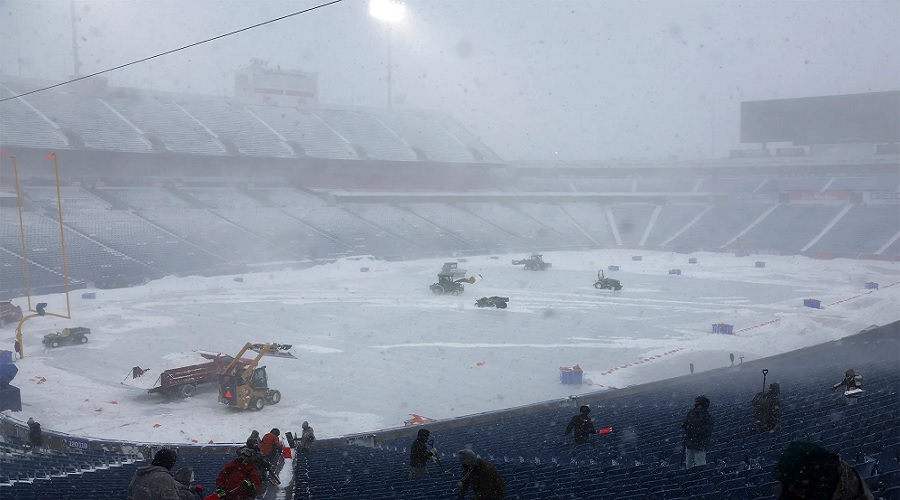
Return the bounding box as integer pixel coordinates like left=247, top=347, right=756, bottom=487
left=1, top=0, right=897, bottom=161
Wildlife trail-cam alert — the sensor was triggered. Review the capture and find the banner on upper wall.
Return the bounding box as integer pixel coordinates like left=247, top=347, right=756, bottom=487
left=862, top=191, right=900, bottom=204
left=788, top=190, right=852, bottom=202
left=732, top=191, right=779, bottom=202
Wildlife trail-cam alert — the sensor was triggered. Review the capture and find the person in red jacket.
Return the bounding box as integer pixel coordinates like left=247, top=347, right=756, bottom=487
left=259, top=428, right=282, bottom=468
left=213, top=449, right=262, bottom=500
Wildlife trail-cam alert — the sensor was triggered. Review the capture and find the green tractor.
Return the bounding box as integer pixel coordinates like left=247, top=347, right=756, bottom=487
left=512, top=254, right=552, bottom=271
left=593, top=270, right=623, bottom=291
left=430, top=273, right=475, bottom=295
left=42, top=326, right=91, bottom=348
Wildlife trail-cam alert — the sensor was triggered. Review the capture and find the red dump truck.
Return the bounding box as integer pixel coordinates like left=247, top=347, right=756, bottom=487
left=123, top=352, right=250, bottom=398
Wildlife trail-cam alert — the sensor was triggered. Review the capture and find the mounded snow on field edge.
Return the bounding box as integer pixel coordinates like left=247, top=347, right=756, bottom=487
left=2, top=250, right=898, bottom=445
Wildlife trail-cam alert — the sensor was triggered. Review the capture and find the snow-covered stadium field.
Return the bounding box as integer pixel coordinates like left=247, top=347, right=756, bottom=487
left=3, top=249, right=898, bottom=445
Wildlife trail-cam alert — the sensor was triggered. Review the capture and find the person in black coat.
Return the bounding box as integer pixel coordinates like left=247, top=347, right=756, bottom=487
left=457, top=449, right=506, bottom=499
left=408, top=428, right=434, bottom=478
left=564, top=405, right=596, bottom=445
left=752, top=383, right=782, bottom=433
left=27, top=417, right=43, bottom=449
left=773, top=441, right=874, bottom=500
left=682, top=395, right=715, bottom=468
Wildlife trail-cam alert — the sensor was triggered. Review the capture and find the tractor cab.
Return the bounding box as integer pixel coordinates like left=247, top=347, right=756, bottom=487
left=249, top=366, right=269, bottom=389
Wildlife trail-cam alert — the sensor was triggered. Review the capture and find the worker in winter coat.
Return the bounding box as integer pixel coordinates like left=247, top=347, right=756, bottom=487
left=238, top=437, right=275, bottom=483
left=127, top=448, right=180, bottom=500
left=26, top=418, right=43, bottom=449
left=260, top=428, right=282, bottom=466
left=682, top=395, right=715, bottom=468
left=457, top=449, right=506, bottom=499
left=246, top=430, right=261, bottom=449
left=174, top=467, right=204, bottom=500
left=215, top=449, right=263, bottom=500
left=298, top=421, right=316, bottom=452
left=832, top=369, right=864, bottom=405
left=564, top=405, right=596, bottom=445
left=752, top=383, right=781, bottom=433
left=773, top=441, right=873, bottom=500
left=409, top=428, right=434, bottom=478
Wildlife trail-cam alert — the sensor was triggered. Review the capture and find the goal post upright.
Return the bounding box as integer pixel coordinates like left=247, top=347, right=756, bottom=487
left=48, top=152, right=73, bottom=320
left=8, top=152, right=73, bottom=358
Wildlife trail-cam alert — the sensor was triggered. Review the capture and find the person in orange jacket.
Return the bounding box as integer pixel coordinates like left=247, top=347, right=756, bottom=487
left=211, top=449, right=262, bottom=500
left=259, top=428, right=282, bottom=466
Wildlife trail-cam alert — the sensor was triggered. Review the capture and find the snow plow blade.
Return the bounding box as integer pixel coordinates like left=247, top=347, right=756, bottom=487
left=248, top=343, right=297, bottom=358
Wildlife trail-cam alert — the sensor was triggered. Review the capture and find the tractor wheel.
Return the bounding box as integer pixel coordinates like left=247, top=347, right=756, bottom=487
left=615, top=285, right=623, bottom=291
left=498, top=302, right=507, bottom=309
left=267, top=390, right=282, bottom=405
left=593, top=283, right=601, bottom=289
left=451, top=289, right=460, bottom=296
left=180, top=384, right=197, bottom=398
left=432, top=285, right=445, bottom=295
left=250, top=397, right=265, bottom=411
left=80, top=335, right=89, bottom=344
left=51, top=340, right=60, bottom=348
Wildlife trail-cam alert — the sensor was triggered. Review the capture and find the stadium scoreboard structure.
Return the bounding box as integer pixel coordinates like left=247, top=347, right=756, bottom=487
left=234, top=62, right=318, bottom=107
left=740, top=90, right=900, bottom=146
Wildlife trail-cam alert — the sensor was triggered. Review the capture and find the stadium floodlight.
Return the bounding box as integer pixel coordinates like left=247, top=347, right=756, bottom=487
left=369, top=0, right=406, bottom=23
left=369, top=0, right=406, bottom=108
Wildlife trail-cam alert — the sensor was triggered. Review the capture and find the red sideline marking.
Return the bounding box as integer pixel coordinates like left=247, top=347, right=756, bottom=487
left=826, top=280, right=898, bottom=306
left=599, top=348, right=684, bottom=375
left=735, top=318, right=781, bottom=334
left=736, top=281, right=896, bottom=334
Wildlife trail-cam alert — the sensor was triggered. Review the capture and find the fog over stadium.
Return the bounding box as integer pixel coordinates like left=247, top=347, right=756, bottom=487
left=1, top=0, right=898, bottom=161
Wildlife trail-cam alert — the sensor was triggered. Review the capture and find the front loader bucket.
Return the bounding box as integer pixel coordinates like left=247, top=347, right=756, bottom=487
left=248, top=343, right=297, bottom=359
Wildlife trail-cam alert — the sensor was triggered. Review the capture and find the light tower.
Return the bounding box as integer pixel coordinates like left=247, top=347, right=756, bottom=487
left=369, top=0, right=406, bottom=108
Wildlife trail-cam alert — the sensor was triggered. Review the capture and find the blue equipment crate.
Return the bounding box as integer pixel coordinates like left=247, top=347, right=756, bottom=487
left=669, top=269, right=681, bottom=275
left=81, top=292, right=96, bottom=299
left=359, top=267, right=370, bottom=272
left=712, top=323, right=734, bottom=335
left=632, top=256, right=642, bottom=261
left=688, top=258, right=698, bottom=264
left=865, top=282, right=879, bottom=290
left=559, top=368, right=583, bottom=385
left=755, top=261, right=766, bottom=268
left=608, top=265, right=620, bottom=271
left=803, top=298, right=821, bottom=309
